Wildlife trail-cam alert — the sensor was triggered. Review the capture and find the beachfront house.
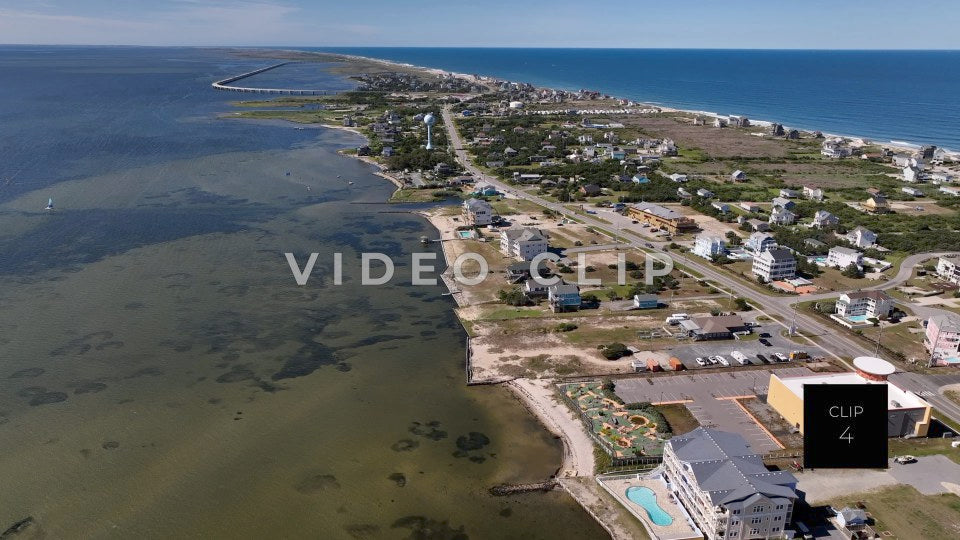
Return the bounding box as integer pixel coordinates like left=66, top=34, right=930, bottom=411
left=746, top=232, right=777, bottom=253
left=693, top=234, right=726, bottom=260
left=753, top=248, right=797, bottom=282
left=662, top=428, right=798, bottom=540
left=826, top=246, right=863, bottom=270
left=500, top=227, right=549, bottom=261
left=846, top=226, right=877, bottom=248
left=812, top=210, right=839, bottom=229
left=462, top=198, right=493, bottom=226
left=548, top=283, right=581, bottom=312
left=836, top=290, right=893, bottom=320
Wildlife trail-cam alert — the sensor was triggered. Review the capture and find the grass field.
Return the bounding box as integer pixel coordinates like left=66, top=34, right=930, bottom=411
left=824, top=485, right=960, bottom=540
left=888, top=437, right=960, bottom=465
left=658, top=403, right=700, bottom=435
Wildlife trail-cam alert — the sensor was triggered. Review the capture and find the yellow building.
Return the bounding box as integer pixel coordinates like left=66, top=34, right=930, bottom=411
left=767, top=357, right=931, bottom=438
left=625, top=202, right=698, bottom=234
left=862, top=194, right=890, bottom=213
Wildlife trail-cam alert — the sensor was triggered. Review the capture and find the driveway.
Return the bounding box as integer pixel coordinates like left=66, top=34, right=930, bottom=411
left=797, top=455, right=960, bottom=503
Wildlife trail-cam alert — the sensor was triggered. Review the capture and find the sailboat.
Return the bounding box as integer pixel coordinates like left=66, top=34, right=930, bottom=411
left=45, top=198, right=54, bottom=210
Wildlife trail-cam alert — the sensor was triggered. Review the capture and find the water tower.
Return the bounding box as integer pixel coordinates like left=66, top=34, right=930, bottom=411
left=423, top=113, right=436, bottom=150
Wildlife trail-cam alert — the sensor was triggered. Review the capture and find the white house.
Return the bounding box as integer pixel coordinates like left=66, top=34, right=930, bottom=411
left=500, top=227, right=549, bottom=261
left=903, top=166, right=922, bottom=183
left=812, top=210, right=839, bottom=229
left=826, top=246, right=863, bottom=270
left=753, top=248, right=797, bottom=281
left=696, top=188, right=715, bottom=198
left=768, top=207, right=796, bottom=225
left=836, top=290, right=894, bottom=320
left=803, top=185, right=824, bottom=201
left=779, top=188, right=800, bottom=198
left=662, top=428, right=798, bottom=540
left=712, top=201, right=730, bottom=213
left=940, top=186, right=960, bottom=197
left=693, top=234, right=726, bottom=260
left=845, top=226, right=877, bottom=248
left=462, top=198, right=493, bottom=226
left=668, top=173, right=689, bottom=183
left=902, top=186, right=924, bottom=197
left=936, top=255, right=960, bottom=285
left=740, top=202, right=762, bottom=213
left=731, top=170, right=747, bottom=181
left=746, top=232, right=777, bottom=253
left=771, top=197, right=795, bottom=210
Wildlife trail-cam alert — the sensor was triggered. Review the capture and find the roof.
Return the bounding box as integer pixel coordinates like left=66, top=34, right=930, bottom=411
left=667, top=428, right=797, bottom=506
left=503, top=227, right=546, bottom=243
left=853, top=356, right=896, bottom=376
left=814, top=210, right=837, bottom=220
left=631, top=201, right=685, bottom=221
left=760, top=248, right=795, bottom=262
left=689, top=314, right=746, bottom=334
left=842, top=290, right=891, bottom=302
left=830, top=246, right=861, bottom=256
left=549, top=283, right=580, bottom=295
left=771, top=372, right=929, bottom=410
left=634, top=294, right=658, bottom=302
left=464, top=198, right=492, bottom=211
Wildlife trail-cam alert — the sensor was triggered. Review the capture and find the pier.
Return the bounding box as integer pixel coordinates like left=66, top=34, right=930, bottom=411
left=211, top=62, right=329, bottom=95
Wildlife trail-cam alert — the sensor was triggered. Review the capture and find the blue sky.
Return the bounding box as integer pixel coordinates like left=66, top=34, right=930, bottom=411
left=1, top=0, right=958, bottom=49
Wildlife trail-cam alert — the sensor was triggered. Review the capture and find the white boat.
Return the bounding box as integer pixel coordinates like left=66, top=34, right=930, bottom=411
left=348, top=181, right=354, bottom=185
left=45, top=198, right=54, bottom=210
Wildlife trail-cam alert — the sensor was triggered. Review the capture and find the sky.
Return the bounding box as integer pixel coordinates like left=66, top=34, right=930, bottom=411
left=1, top=0, right=958, bottom=49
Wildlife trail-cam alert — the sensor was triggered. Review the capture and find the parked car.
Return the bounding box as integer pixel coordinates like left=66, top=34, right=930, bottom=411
left=731, top=351, right=748, bottom=365
left=756, top=354, right=770, bottom=364
left=695, top=357, right=707, bottom=367
left=715, top=355, right=730, bottom=366
left=894, top=455, right=917, bottom=464
left=759, top=338, right=772, bottom=347
left=774, top=352, right=789, bottom=362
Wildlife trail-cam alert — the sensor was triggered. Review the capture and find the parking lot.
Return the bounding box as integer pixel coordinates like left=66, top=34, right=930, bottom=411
left=616, top=367, right=813, bottom=453
left=666, top=323, right=829, bottom=371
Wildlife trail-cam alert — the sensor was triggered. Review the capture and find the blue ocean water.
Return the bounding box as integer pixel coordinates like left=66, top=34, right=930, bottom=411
left=313, top=48, right=960, bottom=150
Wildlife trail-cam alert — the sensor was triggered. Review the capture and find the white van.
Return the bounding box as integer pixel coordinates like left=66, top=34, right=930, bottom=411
left=665, top=313, right=690, bottom=325
left=731, top=351, right=748, bottom=364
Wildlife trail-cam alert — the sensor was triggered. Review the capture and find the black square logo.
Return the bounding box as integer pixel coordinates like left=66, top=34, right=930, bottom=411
left=803, top=384, right=887, bottom=469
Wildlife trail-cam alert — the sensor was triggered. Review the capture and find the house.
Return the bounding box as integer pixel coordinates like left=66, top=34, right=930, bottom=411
left=677, top=187, right=692, bottom=199
left=767, top=363, right=931, bottom=436
left=740, top=202, right=761, bottom=213
left=381, top=146, right=394, bottom=157
left=680, top=315, right=750, bottom=340
left=473, top=184, right=498, bottom=197
left=925, top=315, right=960, bottom=364
left=746, top=219, right=771, bottom=232
left=940, top=186, right=960, bottom=197
left=711, top=202, right=730, bottom=213
left=836, top=290, right=893, bottom=319
left=500, top=227, right=549, bottom=261
left=728, top=115, right=750, bottom=127
left=770, top=197, right=795, bottom=210
left=902, top=186, right=924, bottom=197
left=503, top=146, right=518, bottom=157
left=579, top=184, right=601, bottom=196
left=668, top=173, right=689, bottom=183
left=821, top=142, right=852, bottom=158
left=936, top=255, right=960, bottom=285
left=657, top=139, right=678, bottom=156
left=507, top=261, right=547, bottom=282
left=804, top=238, right=827, bottom=250
left=523, top=279, right=549, bottom=297
left=811, top=210, right=839, bottom=229
left=356, top=145, right=371, bottom=156
left=863, top=194, right=890, bottom=213
left=779, top=188, right=800, bottom=198
left=834, top=507, right=868, bottom=533
left=696, top=188, right=715, bottom=198
left=462, top=198, right=493, bottom=226
left=903, top=166, right=921, bottom=183
left=846, top=226, right=877, bottom=248
left=768, top=207, right=796, bottom=225
left=662, top=428, right=798, bottom=540
left=826, top=246, right=863, bottom=270
left=753, top=248, right=797, bottom=281
left=803, top=185, right=824, bottom=201
left=633, top=294, right=659, bottom=309
left=892, top=154, right=913, bottom=168
left=713, top=117, right=726, bottom=128
left=747, top=232, right=777, bottom=253
left=548, top=283, right=581, bottom=312
left=693, top=234, right=726, bottom=260
left=731, top=170, right=747, bottom=181
left=626, top=202, right=699, bottom=234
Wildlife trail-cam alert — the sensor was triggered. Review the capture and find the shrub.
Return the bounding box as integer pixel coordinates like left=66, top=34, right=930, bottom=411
left=601, top=343, right=631, bottom=360
left=554, top=322, right=578, bottom=332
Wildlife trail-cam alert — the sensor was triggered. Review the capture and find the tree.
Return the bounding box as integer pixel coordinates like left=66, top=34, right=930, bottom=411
left=725, top=231, right=742, bottom=246
left=601, top=343, right=630, bottom=360
left=734, top=298, right=752, bottom=311
left=497, top=288, right=532, bottom=306
left=841, top=263, right=864, bottom=279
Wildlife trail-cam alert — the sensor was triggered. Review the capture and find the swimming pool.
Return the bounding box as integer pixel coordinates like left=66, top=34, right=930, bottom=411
left=625, top=486, right=674, bottom=526
left=457, top=230, right=473, bottom=239
left=847, top=314, right=869, bottom=322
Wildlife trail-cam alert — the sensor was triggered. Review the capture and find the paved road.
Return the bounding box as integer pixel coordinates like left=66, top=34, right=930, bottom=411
left=441, top=105, right=960, bottom=425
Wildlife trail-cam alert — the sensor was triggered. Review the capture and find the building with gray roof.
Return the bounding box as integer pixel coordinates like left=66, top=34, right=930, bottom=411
left=662, top=428, right=798, bottom=540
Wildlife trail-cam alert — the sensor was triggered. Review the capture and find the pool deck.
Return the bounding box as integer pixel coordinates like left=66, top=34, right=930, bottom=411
left=597, top=471, right=702, bottom=540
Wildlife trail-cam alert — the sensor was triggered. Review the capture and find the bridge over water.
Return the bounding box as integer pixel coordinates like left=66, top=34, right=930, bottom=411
left=211, top=61, right=330, bottom=96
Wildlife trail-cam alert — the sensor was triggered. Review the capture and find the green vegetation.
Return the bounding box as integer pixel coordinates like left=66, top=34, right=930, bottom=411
left=824, top=485, right=960, bottom=540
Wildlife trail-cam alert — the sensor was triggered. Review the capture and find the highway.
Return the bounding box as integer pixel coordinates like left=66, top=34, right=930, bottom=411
left=440, top=105, right=960, bottom=424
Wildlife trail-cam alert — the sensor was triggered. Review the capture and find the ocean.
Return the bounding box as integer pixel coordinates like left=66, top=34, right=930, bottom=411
left=0, top=46, right=604, bottom=538
left=314, top=47, right=960, bottom=150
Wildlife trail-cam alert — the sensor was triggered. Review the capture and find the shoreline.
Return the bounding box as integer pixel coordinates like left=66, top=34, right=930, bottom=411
left=309, top=50, right=954, bottom=155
